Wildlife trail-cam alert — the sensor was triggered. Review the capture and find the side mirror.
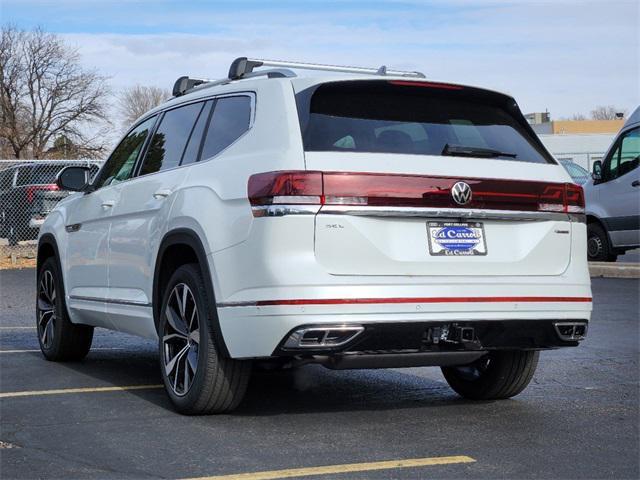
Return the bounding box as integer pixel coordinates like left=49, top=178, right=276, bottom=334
left=592, top=160, right=602, bottom=182
left=56, top=166, right=90, bottom=192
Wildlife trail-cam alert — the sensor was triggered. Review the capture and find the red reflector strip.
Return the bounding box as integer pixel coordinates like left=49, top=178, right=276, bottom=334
left=220, top=296, right=593, bottom=307
left=388, top=80, right=464, bottom=90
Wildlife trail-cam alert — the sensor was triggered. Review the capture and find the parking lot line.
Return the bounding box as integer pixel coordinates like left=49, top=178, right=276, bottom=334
left=0, top=326, right=36, bottom=330
left=182, top=455, right=476, bottom=480
left=0, top=384, right=163, bottom=398
left=0, top=349, right=42, bottom=353
left=0, top=347, right=124, bottom=354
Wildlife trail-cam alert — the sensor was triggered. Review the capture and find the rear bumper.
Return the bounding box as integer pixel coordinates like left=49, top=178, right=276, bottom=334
left=274, top=319, right=587, bottom=355
left=217, top=299, right=592, bottom=358
left=277, top=319, right=588, bottom=369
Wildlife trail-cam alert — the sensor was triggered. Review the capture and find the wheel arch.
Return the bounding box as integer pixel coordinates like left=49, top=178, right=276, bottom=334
left=37, top=234, right=62, bottom=274
left=153, top=228, right=230, bottom=357
left=586, top=214, right=613, bottom=242
left=586, top=214, right=619, bottom=257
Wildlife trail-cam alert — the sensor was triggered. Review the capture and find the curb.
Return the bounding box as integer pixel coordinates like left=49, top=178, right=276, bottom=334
left=589, top=262, right=640, bottom=279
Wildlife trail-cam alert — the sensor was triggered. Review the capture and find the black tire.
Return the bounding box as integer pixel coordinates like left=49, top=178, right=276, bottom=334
left=158, top=263, right=251, bottom=415
left=441, top=350, right=539, bottom=400
left=36, top=257, right=94, bottom=361
left=587, top=222, right=617, bottom=262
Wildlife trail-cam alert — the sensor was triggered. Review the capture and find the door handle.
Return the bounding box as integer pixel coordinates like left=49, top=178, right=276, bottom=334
left=153, top=189, right=172, bottom=199
left=101, top=200, right=115, bottom=209
left=632, top=180, right=640, bottom=187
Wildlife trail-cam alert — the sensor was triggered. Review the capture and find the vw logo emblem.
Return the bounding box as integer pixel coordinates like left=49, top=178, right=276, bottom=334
left=451, top=181, right=472, bottom=205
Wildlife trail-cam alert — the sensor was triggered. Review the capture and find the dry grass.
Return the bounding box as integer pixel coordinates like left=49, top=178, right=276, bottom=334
left=0, top=248, right=37, bottom=270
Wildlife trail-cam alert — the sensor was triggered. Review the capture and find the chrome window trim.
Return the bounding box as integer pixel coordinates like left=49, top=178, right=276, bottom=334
left=93, top=92, right=257, bottom=187
left=133, top=92, right=256, bottom=178
left=251, top=204, right=584, bottom=222
left=320, top=205, right=582, bottom=222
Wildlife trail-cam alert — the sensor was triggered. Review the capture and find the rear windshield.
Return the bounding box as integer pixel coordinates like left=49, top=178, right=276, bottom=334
left=298, top=81, right=553, bottom=164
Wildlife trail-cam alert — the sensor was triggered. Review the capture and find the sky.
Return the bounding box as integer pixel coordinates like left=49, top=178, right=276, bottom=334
left=2, top=0, right=639, bottom=121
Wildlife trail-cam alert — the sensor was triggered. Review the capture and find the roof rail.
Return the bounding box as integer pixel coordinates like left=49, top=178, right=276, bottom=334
left=172, top=69, right=295, bottom=97
left=172, top=57, right=426, bottom=97
left=228, top=57, right=425, bottom=79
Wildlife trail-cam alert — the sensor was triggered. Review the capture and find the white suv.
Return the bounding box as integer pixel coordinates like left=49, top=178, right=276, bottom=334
left=37, top=58, right=592, bottom=414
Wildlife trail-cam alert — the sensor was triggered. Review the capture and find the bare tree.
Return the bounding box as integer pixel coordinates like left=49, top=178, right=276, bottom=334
left=590, top=105, right=627, bottom=121
left=0, top=25, right=110, bottom=159
left=118, top=85, right=169, bottom=129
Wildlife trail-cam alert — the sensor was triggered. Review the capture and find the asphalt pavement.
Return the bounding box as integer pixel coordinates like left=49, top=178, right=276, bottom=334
left=0, top=268, right=638, bottom=479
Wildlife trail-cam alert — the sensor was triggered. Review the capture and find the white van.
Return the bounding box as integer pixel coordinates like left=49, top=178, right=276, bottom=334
left=585, top=106, right=640, bottom=261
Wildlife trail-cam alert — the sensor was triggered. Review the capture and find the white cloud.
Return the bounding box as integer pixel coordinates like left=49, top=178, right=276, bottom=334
left=43, top=0, right=637, bottom=141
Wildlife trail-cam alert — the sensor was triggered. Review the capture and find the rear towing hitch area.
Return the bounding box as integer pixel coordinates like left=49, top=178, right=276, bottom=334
left=422, top=324, right=483, bottom=350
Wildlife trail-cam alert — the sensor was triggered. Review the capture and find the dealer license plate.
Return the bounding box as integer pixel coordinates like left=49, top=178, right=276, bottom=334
left=427, top=221, right=488, bottom=256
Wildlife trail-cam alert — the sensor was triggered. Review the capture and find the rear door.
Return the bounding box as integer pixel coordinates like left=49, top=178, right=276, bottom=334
left=107, top=100, right=211, bottom=337
left=296, top=80, right=579, bottom=277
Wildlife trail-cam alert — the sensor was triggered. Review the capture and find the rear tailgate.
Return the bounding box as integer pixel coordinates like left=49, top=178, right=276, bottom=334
left=295, top=80, right=582, bottom=277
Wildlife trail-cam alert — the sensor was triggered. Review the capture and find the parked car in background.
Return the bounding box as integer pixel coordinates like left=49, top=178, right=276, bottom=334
left=0, top=161, right=99, bottom=245
left=584, top=106, right=640, bottom=261
left=37, top=57, right=591, bottom=415
left=559, top=159, right=590, bottom=185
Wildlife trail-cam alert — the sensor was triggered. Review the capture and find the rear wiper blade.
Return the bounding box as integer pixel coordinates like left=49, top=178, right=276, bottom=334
left=441, top=144, right=517, bottom=159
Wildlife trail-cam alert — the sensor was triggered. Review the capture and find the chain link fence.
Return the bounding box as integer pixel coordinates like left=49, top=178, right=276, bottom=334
left=0, top=159, right=103, bottom=267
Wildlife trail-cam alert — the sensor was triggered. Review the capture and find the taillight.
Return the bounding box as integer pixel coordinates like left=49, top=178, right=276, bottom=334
left=247, top=172, right=584, bottom=215
left=564, top=183, right=585, bottom=213
left=247, top=171, right=323, bottom=206
left=26, top=184, right=59, bottom=203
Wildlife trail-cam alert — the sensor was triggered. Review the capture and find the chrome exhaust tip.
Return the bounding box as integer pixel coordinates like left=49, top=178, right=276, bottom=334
left=554, top=321, right=588, bottom=341
left=283, top=325, right=364, bottom=349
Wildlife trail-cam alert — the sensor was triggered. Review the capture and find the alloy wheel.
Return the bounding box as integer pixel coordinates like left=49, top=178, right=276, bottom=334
left=162, top=283, right=200, bottom=396
left=587, top=235, right=603, bottom=258
left=37, top=270, right=56, bottom=349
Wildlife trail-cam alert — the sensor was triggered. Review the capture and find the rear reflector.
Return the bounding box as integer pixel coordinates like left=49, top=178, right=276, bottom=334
left=248, top=171, right=584, bottom=215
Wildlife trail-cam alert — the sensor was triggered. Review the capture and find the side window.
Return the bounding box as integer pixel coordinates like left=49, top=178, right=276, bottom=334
left=139, top=102, right=204, bottom=176
left=603, top=144, right=621, bottom=182
left=0, top=171, right=11, bottom=191
left=181, top=101, right=213, bottom=166
left=603, top=127, right=640, bottom=182
left=94, top=116, right=156, bottom=189
left=200, top=96, right=251, bottom=160
left=618, top=127, right=640, bottom=177
left=16, top=166, right=33, bottom=186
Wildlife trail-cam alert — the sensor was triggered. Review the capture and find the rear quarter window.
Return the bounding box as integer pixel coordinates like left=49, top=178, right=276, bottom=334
left=298, top=81, right=553, bottom=164
left=200, top=96, right=252, bottom=161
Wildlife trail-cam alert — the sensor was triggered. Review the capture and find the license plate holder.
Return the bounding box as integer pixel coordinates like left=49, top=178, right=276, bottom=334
left=427, top=221, right=488, bottom=256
